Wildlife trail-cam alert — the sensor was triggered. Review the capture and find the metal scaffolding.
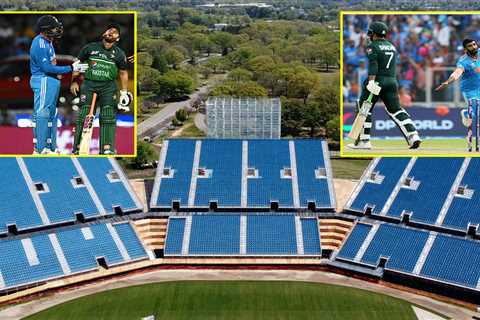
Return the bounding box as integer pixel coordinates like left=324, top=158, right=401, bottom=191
left=206, top=96, right=281, bottom=139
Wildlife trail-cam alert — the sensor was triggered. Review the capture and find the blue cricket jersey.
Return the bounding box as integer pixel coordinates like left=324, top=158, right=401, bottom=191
left=30, top=34, right=71, bottom=76
left=457, top=54, right=480, bottom=99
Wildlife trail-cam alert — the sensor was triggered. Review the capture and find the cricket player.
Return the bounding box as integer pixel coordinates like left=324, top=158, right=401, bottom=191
left=435, top=38, right=480, bottom=151
left=348, top=21, right=421, bottom=150
left=30, top=15, right=89, bottom=154
left=70, top=23, right=132, bottom=155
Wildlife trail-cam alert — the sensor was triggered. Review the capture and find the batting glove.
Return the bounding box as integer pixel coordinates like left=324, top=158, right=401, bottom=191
left=71, top=60, right=89, bottom=73
left=366, top=80, right=381, bottom=95
left=118, top=90, right=133, bottom=112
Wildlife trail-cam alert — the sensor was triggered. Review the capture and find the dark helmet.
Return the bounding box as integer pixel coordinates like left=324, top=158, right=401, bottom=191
left=368, top=21, right=388, bottom=37
left=36, top=15, right=63, bottom=39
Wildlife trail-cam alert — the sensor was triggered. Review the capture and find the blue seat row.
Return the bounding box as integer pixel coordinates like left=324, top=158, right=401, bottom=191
left=0, top=222, right=147, bottom=290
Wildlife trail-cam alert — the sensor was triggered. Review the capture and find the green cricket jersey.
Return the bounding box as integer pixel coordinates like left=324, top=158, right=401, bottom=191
left=78, top=42, right=128, bottom=81
left=366, top=39, right=397, bottom=78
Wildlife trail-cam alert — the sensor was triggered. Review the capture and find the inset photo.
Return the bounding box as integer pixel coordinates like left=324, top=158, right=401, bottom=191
left=341, top=12, right=480, bottom=156
left=0, top=12, right=136, bottom=156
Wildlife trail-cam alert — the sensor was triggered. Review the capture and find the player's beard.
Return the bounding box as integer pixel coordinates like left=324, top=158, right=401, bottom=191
left=467, top=47, right=478, bottom=56
left=102, top=33, right=118, bottom=43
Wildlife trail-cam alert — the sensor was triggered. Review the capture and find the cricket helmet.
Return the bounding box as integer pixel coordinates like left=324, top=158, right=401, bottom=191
left=368, top=21, right=388, bottom=37
left=36, top=15, right=63, bottom=39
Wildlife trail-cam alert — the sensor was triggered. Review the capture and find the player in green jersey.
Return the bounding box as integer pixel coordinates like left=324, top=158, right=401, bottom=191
left=70, top=23, right=133, bottom=155
left=348, top=21, right=421, bottom=150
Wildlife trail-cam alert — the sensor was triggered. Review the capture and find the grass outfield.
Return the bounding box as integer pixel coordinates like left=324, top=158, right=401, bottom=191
left=24, top=281, right=430, bottom=320
left=342, top=138, right=480, bottom=156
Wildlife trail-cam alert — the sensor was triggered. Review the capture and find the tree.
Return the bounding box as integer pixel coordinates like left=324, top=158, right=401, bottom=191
left=210, top=32, right=235, bottom=56
left=137, top=52, right=153, bottom=67
left=130, top=141, right=157, bottom=169
left=138, top=65, right=160, bottom=92
left=153, top=70, right=194, bottom=100
left=175, top=108, right=188, bottom=122
left=289, top=71, right=319, bottom=103
left=152, top=54, right=169, bottom=74
left=228, top=68, right=253, bottom=82
left=164, top=47, right=185, bottom=69
left=209, top=81, right=268, bottom=97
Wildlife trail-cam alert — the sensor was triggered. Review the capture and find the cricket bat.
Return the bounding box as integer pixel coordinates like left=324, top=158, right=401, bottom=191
left=79, top=92, right=97, bottom=155
left=348, top=92, right=374, bottom=140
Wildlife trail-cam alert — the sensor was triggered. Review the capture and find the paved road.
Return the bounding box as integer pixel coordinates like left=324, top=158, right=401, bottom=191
left=194, top=112, right=207, bottom=133
left=137, top=85, right=209, bottom=138
left=137, top=72, right=226, bottom=139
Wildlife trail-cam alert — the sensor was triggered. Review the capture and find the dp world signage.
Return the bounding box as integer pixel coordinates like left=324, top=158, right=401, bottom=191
left=343, top=105, right=465, bottom=138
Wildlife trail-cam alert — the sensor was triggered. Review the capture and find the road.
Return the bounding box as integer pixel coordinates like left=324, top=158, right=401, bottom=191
left=137, top=84, right=209, bottom=138
left=194, top=112, right=207, bottom=133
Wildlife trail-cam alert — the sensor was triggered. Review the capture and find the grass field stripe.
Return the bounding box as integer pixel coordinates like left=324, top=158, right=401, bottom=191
left=295, top=216, right=304, bottom=255
left=322, top=140, right=336, bottom=209
left=344, top=158, right=380, bottom=209
left=241, top=140, right=248, bottom=208
left=107, top=223, right=131, bottom=261
left=240, top=215, right=247, bottom=255
left=188, top=141, right=201, bottom=207
left=181, top=216, right=192, bottom=255
left=435, top=158, right=471, bottom=226
left=71, top=158, right=107, bottom=215
left=380, top=158, right=416, bottom=216
left=16, top=158, right=50, bottom=225
left=151, top=140, right=168, bottom=208
left=109, top=158, right=143, bottom=210
left=354, top=223, right=380, bottom=263
left=48, top=233, right=71, bottom=275
left=413, top=231, right=437, bottom=275
left=289, top=141, right=300, bottom=208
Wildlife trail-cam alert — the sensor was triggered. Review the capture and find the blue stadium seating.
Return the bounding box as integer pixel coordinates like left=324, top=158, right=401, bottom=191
left=156, top=140, right=196, bottom=207
left=387, top=158, right=463, bottom=224
left=164, top=218, right=186, bottom=255
left=246, top=215, right=297, bottom=255
left=337, top=223, right=372, bottom=260
left=189, top=215, right=240, bottom=254
left=0, top=222, right=147, bottom=290
left=0, top=159, right=43, bottom=233
left=420, top=234, right=480, bottom=288
left=443, top=158, right=480, bottom=230
left=301, top=218, right=321, bottom=254
left=0, top=234, right=63, bottom=288
left=78, top=159, right=138, bottom=213
left=195, top=140, right=242, bottom=207
left=56, top=224, right=125, bottom=273
left=247, top=140, right=294, bottom=207
left=113, top=223, right=148, bottom=260
left=349, top=158, right=410, bottom=213
left=24, top=158, right=99, bottom=223
left=295, top=140, right=332, bottom=208
left=360, top=224, right=428, bottom=273
left=151, top=139, right=335, bottom=210
left=164, top=214, right=322, bottom=256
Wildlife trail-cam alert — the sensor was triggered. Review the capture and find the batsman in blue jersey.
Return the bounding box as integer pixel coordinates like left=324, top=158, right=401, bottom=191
left=30, top=15, right=88, bottom=154
left=436, top=38, right=480, bottom=151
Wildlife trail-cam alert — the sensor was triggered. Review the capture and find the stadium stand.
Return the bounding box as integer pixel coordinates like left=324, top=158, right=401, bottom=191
left=0, top=222, right=147, bottom=291
left=335, top=221, right=480, bottom=290
left=151, top=139, right=335, bottom=211
left=163, top=214, right=321, bottom=256
left=0, top=158, right=142, bottom=234
left=345, top=157, right=480, bottom=231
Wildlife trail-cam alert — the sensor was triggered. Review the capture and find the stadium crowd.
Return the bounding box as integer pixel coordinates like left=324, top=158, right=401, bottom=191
left=343, top=14, right=480, bottom=103
left=0, top=15, right=134, bottom=61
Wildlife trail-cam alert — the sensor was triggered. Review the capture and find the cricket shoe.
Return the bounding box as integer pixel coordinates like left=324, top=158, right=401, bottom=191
left=347, top=140, right=372, bottom=150
left=47, top=148, right=61, bottom=155
left=408, top=134, right=421, bottom=149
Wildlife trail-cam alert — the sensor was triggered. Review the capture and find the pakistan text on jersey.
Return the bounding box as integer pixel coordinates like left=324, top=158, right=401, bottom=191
left=92, top=70, right=111, bottom=78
